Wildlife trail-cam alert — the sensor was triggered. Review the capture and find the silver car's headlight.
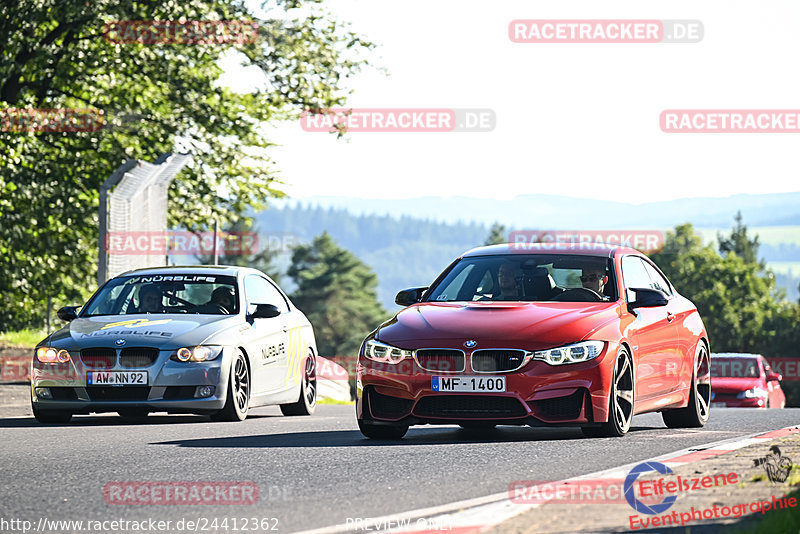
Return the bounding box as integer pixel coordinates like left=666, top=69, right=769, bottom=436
left=364, top=340, right=412, bottom=364
left=35, top=347, right=71, bottom=364
left=170, top=346, right=223, bottom=362
left=533, top=341, right=605, bottom=365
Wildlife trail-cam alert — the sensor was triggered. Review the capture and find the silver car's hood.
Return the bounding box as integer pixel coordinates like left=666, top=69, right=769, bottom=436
left=46, top=314, right=242, bottom=350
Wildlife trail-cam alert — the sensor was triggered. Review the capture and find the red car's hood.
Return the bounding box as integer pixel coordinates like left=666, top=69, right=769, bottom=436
left=376, top=301, right=621, bottom=350
left=711, top=376, right=763, bottom=394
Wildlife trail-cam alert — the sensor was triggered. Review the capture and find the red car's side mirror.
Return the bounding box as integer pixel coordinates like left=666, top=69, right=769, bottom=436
left=767, top=372, right=782, bottom=382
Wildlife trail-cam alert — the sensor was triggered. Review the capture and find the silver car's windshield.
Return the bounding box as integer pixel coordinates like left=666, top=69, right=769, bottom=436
left=425, top=254, right=616, bottom=303
left=81, top=274, right=239, bottom=316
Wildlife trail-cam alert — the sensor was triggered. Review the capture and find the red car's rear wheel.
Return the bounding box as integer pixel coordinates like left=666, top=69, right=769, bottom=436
left=662, top=342, right=710, bottom=428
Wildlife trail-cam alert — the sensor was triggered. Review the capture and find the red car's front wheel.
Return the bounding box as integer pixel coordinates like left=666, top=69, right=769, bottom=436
left=582, top=346, right=634, bottom=438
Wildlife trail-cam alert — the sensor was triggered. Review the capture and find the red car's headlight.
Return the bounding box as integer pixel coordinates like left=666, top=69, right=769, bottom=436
left=533, top=341, right=605, bottom=365
left=364, top=340, right=411, bottom=364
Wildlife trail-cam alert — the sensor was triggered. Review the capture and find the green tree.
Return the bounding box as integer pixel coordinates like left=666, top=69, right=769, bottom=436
left=484, top=222, right=507, bottom=245
left=0, top=0, right=372, bottom=331
left=287, top=232, right=387, bottom=357
left=194, top=218, right=281, bottom=282
left=718, top=211, right=763, bottom=267
left=651, top=223, right=780, bottom=353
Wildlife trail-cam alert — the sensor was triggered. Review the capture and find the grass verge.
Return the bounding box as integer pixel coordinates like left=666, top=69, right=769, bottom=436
left=0, top=329, right=46, bottom=348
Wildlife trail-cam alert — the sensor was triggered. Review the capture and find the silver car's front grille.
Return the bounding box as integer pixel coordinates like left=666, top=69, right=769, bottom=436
left=119, top=347, right=159, bottom=368
left=80, top=348, right=116, bottom=369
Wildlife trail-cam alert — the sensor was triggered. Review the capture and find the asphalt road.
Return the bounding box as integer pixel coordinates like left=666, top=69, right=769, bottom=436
left=1, top=404, right=798, bottom=533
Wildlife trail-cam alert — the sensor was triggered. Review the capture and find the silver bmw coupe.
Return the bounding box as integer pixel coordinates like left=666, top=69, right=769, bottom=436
left=31, top=266, right=318, bottom=423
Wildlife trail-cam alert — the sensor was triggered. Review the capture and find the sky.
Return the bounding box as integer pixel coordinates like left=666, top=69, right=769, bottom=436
left=225, top=0, right=800, bottom=204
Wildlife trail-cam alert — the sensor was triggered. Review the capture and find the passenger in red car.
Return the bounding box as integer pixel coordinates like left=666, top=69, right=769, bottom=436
left=580, top=267, right=608, bottom=295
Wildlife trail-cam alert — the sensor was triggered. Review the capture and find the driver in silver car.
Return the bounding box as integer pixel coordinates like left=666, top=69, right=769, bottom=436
left=192, top=286, right=236, bottom=314
left=210, top=286, right=235, bottom=313
left=137, top=285, right=165, bottom=313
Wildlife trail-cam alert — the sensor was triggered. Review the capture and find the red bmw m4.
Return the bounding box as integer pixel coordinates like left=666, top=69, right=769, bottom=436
left=356, top=243, right=711, bottom=439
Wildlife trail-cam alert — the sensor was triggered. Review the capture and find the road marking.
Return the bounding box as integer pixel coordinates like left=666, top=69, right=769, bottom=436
left=295, top=424, right=800, bottom=534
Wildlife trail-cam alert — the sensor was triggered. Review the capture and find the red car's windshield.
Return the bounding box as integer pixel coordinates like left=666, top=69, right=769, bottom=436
left=425, top=254, right=616, bottom=303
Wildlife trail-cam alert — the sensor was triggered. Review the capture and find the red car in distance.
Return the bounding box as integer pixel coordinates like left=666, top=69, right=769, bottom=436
left=356, top=243, right=712, bottom=439
left=710, top=353, right=786, bottom=409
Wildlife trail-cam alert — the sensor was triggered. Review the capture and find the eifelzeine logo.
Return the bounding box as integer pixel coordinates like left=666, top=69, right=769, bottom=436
left=624, top=462, right=677, bottom=515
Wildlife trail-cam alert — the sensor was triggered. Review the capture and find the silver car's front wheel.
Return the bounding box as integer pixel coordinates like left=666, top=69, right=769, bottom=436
left=280, top=350, right=317, bottom=416
left=211, top=349, right=250, bottom=422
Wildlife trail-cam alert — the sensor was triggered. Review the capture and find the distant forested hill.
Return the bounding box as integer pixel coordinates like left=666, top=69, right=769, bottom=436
left=255, top=204, right=490, bottom=309
left=255, top=203, right=800, bottom=308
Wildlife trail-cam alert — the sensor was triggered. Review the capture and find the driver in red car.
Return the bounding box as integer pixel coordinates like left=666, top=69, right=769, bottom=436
left=496, top=262, right=522, bottom=300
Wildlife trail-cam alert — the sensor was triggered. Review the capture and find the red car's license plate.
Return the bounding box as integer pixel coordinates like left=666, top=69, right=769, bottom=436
left=432, top=376, right=505, bottom=392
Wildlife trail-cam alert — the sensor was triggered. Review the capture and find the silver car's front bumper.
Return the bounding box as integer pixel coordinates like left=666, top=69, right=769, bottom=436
left=31, top=348, right=232, bottom=414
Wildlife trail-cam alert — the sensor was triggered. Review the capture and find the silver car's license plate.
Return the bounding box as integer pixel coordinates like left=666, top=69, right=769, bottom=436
left=432, top=376, right=505, bottom=392
left=87, top=371, right=147, bottom=385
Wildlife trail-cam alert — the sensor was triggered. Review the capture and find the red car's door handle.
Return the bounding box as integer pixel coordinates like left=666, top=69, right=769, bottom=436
left=666, top=311, right=675, bottom=322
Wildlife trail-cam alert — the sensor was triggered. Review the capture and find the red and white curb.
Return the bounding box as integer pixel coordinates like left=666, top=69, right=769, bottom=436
left=296, top=425, right=800, bottom=534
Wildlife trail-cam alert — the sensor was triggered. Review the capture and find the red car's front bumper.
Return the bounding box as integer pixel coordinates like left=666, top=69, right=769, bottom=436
left=356, top=343, right=619, bottom=427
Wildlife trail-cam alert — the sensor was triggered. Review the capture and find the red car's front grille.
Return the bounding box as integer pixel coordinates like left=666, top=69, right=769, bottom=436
left=413, top=395, right=527, bottom=419
left=471, top=350, right=528, bottom=372
left=414, top=349, right=465, bottom=372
